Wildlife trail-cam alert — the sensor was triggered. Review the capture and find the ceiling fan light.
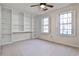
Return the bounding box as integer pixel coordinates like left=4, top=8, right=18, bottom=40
left=40, top=5, right=46, bottom=9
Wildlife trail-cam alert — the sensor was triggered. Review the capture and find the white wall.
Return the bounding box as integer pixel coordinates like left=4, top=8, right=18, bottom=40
left=35, top=4, right=79, bottom=48
left=32, top=16, right=41, bottom=38
left=0, top=6, right=2, bottom=55
left=0, top=6, right=1, bottom=45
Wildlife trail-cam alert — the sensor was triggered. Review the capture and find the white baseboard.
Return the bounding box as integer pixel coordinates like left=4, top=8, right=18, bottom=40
left=37, top=38, right=79, bottom=49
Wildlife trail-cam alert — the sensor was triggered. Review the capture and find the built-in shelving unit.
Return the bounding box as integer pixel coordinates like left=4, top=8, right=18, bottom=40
left=0, top=4, right=36, bottom=55
left=1, top=7, right=12, bottom=45
left=0, top=4, right=35, bottom=47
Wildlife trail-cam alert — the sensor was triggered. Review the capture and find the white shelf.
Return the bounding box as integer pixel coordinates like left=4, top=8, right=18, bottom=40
left=13, top=31, right=32, bottom=34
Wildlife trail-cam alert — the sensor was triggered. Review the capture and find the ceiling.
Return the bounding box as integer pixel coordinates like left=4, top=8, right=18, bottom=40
left=0, top=3, right=71, bottom=15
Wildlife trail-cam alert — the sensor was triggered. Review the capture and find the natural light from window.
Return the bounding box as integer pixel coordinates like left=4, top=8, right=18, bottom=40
left=59, top=12, right=72, bottom=35
left=41, top=17, right=49, bottom=33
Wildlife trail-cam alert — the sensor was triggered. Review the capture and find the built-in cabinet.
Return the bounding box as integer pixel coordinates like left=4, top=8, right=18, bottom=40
left=12, top=10, right=32, bottom=42
left=0, top=7, right=12, bottom=55
left=0, top=4, right=36, bottom=55
left=0, top=5, right=34, bottom=46
left=1, top=7, right=12, bottom=45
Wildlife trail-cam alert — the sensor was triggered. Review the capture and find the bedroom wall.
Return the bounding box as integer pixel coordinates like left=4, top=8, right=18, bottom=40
left=35, top=4, right=79, bottom=48
left=0, top=6, right=1, bottom=44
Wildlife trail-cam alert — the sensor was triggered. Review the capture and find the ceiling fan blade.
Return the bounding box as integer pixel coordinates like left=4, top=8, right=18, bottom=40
left=46, top=4, right=53, bottom=8
left=30, top=5, right=39, bottom=7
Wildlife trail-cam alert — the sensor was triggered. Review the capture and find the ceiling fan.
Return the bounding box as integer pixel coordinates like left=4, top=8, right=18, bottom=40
left=30, top=3, right=54, bottom=11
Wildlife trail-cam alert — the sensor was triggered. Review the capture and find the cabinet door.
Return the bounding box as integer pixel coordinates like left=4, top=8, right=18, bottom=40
left=1, top=7, right=12, bottom=44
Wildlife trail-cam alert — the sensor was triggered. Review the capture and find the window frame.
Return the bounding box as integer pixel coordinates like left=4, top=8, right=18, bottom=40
left=41, top=16, right=51, bottom=34
left=24, top=15, right=32, bottom=32
left=58, top=10, right=76, bottom=37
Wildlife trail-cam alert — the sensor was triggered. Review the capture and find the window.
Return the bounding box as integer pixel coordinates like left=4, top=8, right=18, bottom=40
left=41, top=17, right=49, bottom=33
left=24, top=15, right=31, bottom=32
left=59, top=11, right=74, bottom=35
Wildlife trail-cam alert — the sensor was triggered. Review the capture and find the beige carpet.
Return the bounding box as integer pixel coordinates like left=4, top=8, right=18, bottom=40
left=1, top=39, right=79, bottom=56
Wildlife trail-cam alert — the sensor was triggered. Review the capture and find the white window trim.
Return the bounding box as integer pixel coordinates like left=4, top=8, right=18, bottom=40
left=41, top=16, right=51, bottom=34
left=57, top=10, right=76, bottom=37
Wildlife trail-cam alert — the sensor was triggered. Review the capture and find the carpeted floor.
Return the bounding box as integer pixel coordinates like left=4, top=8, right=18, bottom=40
left=0, top=39, right=79, bottom=56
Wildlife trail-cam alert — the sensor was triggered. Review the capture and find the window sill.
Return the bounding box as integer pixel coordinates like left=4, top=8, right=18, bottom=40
left=40, top=32, right=50, bottom=35
left=59, top=34, right=76, bottom=37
